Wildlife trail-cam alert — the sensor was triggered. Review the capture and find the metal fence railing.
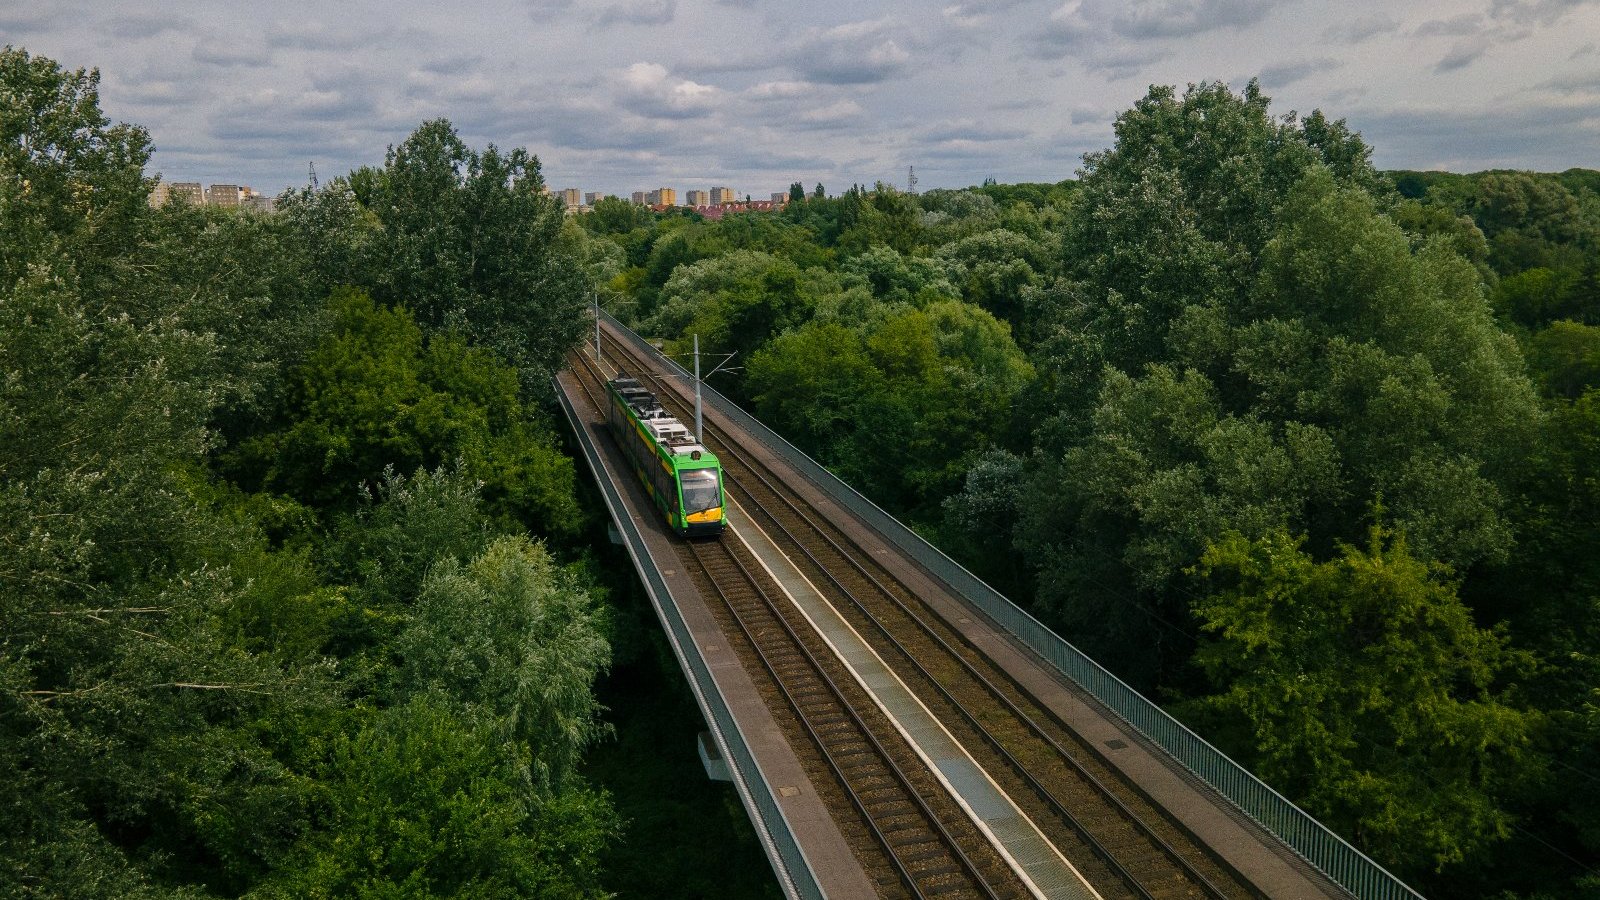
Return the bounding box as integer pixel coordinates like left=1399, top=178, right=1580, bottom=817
left=556, top=382, right=823, bottom=900
left=605, top=311, right=1425, bottom=900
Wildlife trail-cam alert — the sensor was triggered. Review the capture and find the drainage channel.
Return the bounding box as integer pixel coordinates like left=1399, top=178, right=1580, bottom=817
left=727, top=496, right=1103, bottom=900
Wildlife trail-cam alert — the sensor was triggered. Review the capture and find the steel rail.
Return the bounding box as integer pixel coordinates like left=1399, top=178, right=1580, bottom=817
left=604, top=335, right=1242, bottom=900
left=570, top=349, right=1007, bottom=900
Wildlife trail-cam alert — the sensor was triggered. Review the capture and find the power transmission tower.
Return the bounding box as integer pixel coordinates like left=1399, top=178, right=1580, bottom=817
left=907, top=165, right=918, bottom=195
left=308, top=161, right=319, bottom=189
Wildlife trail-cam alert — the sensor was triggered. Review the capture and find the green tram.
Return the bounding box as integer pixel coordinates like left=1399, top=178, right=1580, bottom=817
left=604, top=372, right=727, bottom=537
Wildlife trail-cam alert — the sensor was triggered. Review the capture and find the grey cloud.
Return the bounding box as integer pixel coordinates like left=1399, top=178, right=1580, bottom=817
left=942, top=0, right=1032, bottom=27
left=1322, top=14, right=1396, bottom=44
left=1413, top=14, right=1485, bottom=37
left=1572, top=42, right=1598, bottom=58
left=594, top=0, right=677, bottom=28
left=1490, top=0, right=1598, bottom=26
left=1259, top=56, right=1341, bottom=87
left=524, top=0, right=575, bottom=17
left=612, top=62, right=721, bottom=119
left=108, top=15, right=190, bottom=40
left=418, top=55, right=485, bottom=76
left=265, top=21, right=373, bottom=52
left=1538, top=68, right=1600, bottom=91
left=1089, top=45, right=1169, bottom=79
left=1435, top=36, right=1492, bottom=73
left=192, top=43, right=272, bottom=68
left=792, top=100, right=867, bottom=129
left=1026, top=0, right=1217, bottom=73
left=1359, top=98, right=1600, bottom=170
left=719, top=150, right=837, bottom=172
left=921, top=122, right=1029, bottom=143
left=789, top=20, right=911, bottom=85
left=1110, top=0, right=1276, bottom=39
left=0, top=6, right=71, bottom=31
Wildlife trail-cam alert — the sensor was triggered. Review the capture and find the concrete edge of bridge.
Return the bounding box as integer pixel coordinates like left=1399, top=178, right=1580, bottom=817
left=556, top=372, right=878, bottom=900
left=597, top=315, right=1380, bottom=900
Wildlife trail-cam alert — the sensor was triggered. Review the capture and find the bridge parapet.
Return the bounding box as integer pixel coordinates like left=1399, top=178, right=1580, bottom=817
left=555, top=380, right=825, bottom=900
left=603, top=309, right=1424, bottom=900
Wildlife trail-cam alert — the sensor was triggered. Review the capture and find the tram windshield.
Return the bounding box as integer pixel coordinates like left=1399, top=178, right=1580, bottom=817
left=681, top=469, right=721, bottom=513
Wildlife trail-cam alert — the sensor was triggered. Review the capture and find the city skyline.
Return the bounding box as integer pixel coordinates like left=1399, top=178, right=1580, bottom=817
left=5, top=0, right=1598, bottom=196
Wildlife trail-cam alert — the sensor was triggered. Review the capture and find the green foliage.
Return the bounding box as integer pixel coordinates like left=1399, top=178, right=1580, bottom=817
left=578, top=195, right=655, bottom=236
left=1185, top=523, right=1535, bottom=875
left=644, top=250, right=836, bottom=367
left=937, top=227, right=1055, bottom=338
left=748, top=300, right=1031, bottom=519
left=1020, top=84, right=1540, bottom=687
left=367, top=119, right=588, bottom=389
left=1527, top=321, right=1600, bottom=399
left=256, top=699, right=614, bottom=900
left=0, top=47, right=151, bottom=293
left=2, top=48, right=623, bottom=898
left=393, top=535, right=612, bottom=793
left=233, top=289, right=581, bottom=535
left=840, top=245, right=960, bottom=305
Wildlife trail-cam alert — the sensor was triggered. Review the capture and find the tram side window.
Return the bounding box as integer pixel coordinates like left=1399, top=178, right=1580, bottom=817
left=663, top=467, right=679, bottom=515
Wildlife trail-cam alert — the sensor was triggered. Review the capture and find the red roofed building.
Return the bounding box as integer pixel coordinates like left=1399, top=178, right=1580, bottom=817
left=685, top=199, right=785, bottom=220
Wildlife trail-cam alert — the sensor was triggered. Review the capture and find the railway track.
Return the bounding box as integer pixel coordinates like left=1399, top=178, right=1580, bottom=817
left=569, top=351, right=1028, bottom=900
left=570, top=325, right=1261, bottom=900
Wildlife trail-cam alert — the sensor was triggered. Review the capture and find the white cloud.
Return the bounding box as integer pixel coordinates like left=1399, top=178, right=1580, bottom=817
left=616, top=62, right=721, bottom=118
left=789, top=19, right=913, bottom=84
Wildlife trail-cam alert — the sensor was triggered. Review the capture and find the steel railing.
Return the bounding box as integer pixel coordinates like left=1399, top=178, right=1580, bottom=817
left=603, top=310, right=1424, bottom=900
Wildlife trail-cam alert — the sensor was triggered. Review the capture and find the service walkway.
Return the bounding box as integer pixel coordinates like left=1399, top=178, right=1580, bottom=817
left=557, top=313, right=1425, bottom=900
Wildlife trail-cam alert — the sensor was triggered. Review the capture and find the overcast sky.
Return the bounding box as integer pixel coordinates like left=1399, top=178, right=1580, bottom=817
left=3, top=0, right=1598, bottom=197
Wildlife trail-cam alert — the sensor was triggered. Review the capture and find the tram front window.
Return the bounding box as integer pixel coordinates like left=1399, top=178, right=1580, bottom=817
left=681, top=469, right=721, bottom=512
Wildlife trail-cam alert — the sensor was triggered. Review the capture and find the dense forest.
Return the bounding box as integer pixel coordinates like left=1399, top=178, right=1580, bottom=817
left=4, top=45, right=1598, bottom=898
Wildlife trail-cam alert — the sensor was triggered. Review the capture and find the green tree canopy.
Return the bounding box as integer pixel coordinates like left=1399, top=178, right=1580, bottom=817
left=231, top=289, right=580, bottom=535
left=367, top=118, right=588, bottom=390
left=1019, top=86, right=1539, bottom=685
left=1184, top=523, right=1536, bottom=876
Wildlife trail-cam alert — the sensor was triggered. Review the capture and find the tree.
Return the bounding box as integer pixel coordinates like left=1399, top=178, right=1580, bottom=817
left=257, top=698, right=614, bottom=899
left=231, top=289, right=581, bottom=535
left=368, top=118, right=588, bottom=391
left=1184, top=523, right=1535, bottom=876
left=393, top=535, right=612, bottom=791
left=0, top=48, right=151, bottom=293
left=1018, top=85, right=1539, bottom=684
left=789, top=181, right=805, bottom=203
left=644, top=250, right=833, bottom=370
left=748, top=299, right=1031, bottom=520
left=813, top=182, right=825, bottom=199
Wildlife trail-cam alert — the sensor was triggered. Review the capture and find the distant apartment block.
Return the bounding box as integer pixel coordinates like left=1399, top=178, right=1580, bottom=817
left=771, top=192, right=788, bottom=204
left=153, top=181, right=204, bottom=207
left=631, top=191, right=647, bottom=205
left=558, top=188, right=582, bottom=208
left=709, top=186, right=734, bottom=205
left=585, top=192, right=604, bottom=206
left=644, top=187, right=676, bottom=206
left=206, top=184, right=242, bottom=207
left=686, top=189, right=709, bottom=207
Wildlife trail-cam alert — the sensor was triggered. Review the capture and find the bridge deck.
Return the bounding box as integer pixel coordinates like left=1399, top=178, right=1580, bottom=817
left=561, top=332, right=1355, bottom=899
left=558, top=366, right=875, bottom=899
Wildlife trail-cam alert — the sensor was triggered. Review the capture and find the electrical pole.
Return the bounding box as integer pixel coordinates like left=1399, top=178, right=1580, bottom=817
left=308, top=161, right=319, bottom=189
left=907, top=165, right=918, bottom=195
left=694, top=333, right=703, bottom=442
left=594, top=293, right=601, bottom=363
